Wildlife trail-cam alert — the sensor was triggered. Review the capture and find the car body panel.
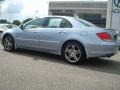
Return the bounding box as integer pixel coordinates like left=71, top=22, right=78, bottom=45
left=39, top=28, right=62, bottom=51
left=0, top=16, right=119, bottom=58
left=15, top=28, right=40, bottom=49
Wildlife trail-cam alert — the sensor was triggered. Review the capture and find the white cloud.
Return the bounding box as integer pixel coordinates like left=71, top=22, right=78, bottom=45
left=1, top=0, right=108, bottom=22
left=1, top=0, right=24, bottom=21
left=21, top=0, right=48, bottom=19
left=6, top=0, right=23, bottom=14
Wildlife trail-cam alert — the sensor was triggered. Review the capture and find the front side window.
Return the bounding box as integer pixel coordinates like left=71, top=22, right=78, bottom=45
left=24, top=18, right=48, bottom=29
left=24, top=18, right=41, bottom=29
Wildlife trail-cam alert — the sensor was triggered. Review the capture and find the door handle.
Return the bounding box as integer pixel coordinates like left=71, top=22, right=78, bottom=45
left=59, top=31, right=62, bottom=34
left=34, top=32, right=38, bottom=34
left=59, top=30, right=66, bottom=34
left=16, top=34, right=20, bottom=35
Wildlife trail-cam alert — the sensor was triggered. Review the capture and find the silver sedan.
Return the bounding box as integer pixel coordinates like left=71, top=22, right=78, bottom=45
left=0, top=16, right=119, bottom=64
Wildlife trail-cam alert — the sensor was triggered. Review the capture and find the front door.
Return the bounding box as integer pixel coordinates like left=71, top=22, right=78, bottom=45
left=16, top=18, right=41, bottom=49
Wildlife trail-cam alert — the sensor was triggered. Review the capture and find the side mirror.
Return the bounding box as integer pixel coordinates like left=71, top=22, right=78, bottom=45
left=20, top=25, right=24, bottom=30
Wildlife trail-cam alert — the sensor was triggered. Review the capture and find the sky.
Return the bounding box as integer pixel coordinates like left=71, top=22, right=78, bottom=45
left=0, top=0, right=107, bottom=22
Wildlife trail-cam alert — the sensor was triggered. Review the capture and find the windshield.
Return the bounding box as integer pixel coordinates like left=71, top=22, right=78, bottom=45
left=74, top=17, right=97, bottom=27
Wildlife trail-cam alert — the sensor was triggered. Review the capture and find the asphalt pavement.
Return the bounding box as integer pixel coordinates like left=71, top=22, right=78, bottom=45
left=0, top=44, right=120, bottom=90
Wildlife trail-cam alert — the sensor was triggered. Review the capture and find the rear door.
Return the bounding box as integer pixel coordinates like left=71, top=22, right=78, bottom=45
left=39, top=17, right=72, bottom=51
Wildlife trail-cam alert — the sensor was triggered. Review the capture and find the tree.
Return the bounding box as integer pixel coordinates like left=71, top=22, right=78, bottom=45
left=23, top=18, right=33, bottom=24
left=0, top=19, right=10, bottom=24
left=12, top=20, right=21, bottom=26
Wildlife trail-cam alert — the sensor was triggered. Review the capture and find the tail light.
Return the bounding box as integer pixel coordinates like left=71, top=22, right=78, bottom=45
left=96, top=32, right=112, bottom=41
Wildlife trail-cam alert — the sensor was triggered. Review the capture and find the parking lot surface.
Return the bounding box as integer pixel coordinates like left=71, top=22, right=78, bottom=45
left=0, top=44, right=120, bottom=90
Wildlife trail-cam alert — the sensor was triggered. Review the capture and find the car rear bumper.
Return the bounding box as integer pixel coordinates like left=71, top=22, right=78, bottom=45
left=86, top=42, right=119, bottom=58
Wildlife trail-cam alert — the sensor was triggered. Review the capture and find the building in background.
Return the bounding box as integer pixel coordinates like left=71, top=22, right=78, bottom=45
left=49, top=1, right=107, bottom=27
left=106, top=0, right=120, bottom=30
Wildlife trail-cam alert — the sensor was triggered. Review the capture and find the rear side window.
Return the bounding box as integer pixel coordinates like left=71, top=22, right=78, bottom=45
left=60, top=19, right=72, bottom=28
left=75, top=17, right=97, bottom=27
left=47, top=17, right=72, bottom=28
left=48, top=18, right=62, bottom=28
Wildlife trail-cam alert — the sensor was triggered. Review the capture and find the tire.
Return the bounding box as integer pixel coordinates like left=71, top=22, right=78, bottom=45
left=3, top=35, right=15, bottom=52
left=62, top=42, right=86, bottom=64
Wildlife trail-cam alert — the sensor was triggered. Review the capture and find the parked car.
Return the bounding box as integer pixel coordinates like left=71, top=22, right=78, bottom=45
left=0, top=16, right=119, bottom=64
left=0, top=24, right=17, bottom=35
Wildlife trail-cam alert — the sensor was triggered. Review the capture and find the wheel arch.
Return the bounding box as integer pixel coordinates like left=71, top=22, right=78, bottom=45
left=61, top=40, right=87, bottom=58
left=2, top=33, right=14, bottom=45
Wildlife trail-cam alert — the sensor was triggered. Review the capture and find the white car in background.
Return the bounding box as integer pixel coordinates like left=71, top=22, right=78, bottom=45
left=0, top=24, right=17, bottom=35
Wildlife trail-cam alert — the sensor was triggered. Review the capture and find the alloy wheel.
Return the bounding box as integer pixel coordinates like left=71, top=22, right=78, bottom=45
left=3, top=36, right=14, bottom=51
left=65, top=44, right=82, bottom=63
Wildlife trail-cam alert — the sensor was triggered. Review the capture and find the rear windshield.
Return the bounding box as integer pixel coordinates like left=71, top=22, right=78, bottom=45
left=74, top=17, right=97, bottom=27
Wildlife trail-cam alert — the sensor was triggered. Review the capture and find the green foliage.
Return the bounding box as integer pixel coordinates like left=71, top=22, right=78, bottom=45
left=0, top=19, right=10, bottom=24
left=12, top=20, right=21, bottom=26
